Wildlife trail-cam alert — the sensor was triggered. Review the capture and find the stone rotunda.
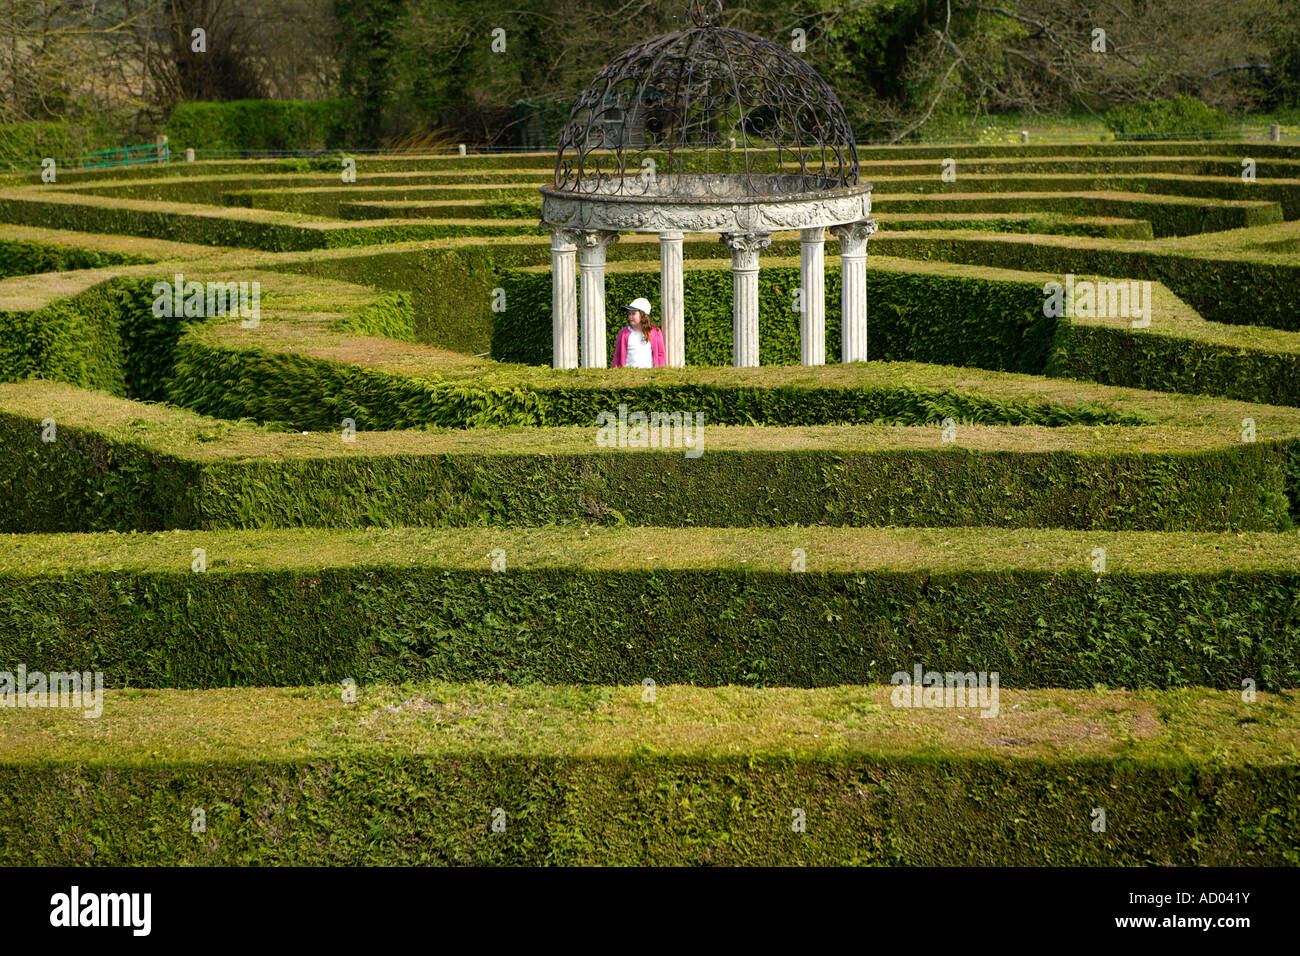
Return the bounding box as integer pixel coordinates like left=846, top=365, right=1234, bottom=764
left=540, top=0, right=877, bottom=369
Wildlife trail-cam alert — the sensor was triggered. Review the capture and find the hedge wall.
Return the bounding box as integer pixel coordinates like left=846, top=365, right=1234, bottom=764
left=0, top=415, right=203, bottom=532
left=882, top=214, right=1154, bottom=239
left=488, top=257, right=1300, bottom=411
left=0, top=274, right=418, bottom=402
left=853, top=142, right=1300, bottom=159
left=0, top=194, right=532, bottom=252
left=870, top=233, right=1300, bottom=332
left=1, top=683, right=1297, bottom=864
left=866, top=172, right=1299, bottom=214
left=1052, top=322, right=1300, bottom=407
left=2, top=756, right=1296, bottom=865
left=871, top=193, right=1281, bottom=237
left=273, top=227, right=1299, bottom=358
left=0, top=280, right=134, bottom=393
left=0, top=239, right=149, bottom=279
left=165, top=323, right=1164, bottom=431
left=268, top=240, right=548, bottom=349
left=0, top=119, right=122, bottom=168
left=3, top=559, right=1298, bottom=689
left=163, top=99, right=352, bottom=153
left=0, top=403, right=1292, bottom=533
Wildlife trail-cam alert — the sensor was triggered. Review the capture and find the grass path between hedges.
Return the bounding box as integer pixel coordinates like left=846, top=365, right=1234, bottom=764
left=2, top=525, right=1298, bottom=574
left=0, top=682, right=1296, bottom=765
left=3, top=378, right=1295, bottom=458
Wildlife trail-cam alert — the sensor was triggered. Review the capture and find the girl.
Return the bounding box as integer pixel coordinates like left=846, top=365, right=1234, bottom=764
left=613, top=297, right=666, bottom=368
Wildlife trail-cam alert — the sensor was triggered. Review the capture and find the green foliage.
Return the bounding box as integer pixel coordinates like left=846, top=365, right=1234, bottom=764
left=0, top=386, right=1290, bottom=535
left=0, top=281, right=130, bottom=393
left=164, top=100, right=352, bottom=153
left=485, top=197, right=542, bottom=219
left=874, top=190, right=1281, bottom=238
left=2, top=540, right=1299, bottom=689
left=0, top=118, right=127, bottom=168
left=872, top=232, right=1300, bottom=332
left=0, top=412, right=204, bottom=532
left=330, top=291, right=416, bottom=341
left=1052, top=322, right=1300, bottom=408
left=1105, top=95, right=1233, bottom=140
left=5, top=696, right=1297, bottom=865
left=333, top=0, right=407, bottom=143
left=0, top=194, right=532, bottom=251
left=0, top=239, right=149, bottom=280
left=7, top=87, right=1300, bottom=870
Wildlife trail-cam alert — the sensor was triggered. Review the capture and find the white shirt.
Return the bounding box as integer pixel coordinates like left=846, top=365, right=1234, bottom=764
left=625, top=328, right=653, bottom=367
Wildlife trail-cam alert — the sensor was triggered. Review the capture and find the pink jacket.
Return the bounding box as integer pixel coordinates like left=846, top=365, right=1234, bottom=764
left=613, top=326, right=666, bottom=367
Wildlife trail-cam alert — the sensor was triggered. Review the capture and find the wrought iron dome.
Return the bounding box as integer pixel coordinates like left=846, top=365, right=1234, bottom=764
left=549, top=0, right=859, bottom=199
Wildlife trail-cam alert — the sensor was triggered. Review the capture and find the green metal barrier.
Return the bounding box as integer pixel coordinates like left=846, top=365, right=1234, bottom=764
left=80, top=142, right=169, bottom=169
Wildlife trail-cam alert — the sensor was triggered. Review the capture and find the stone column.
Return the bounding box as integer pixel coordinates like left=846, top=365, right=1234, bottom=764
left=659, top=231, right=685, bottom=367
left=719, top=232, right=771, bottom=368
left=577, top=229, right=619, bottom=368
left=547, top=225, right=581, bottom=369
left=830, top=219, right=878, bottom=364
left=799, top=226, right=826, bottom=366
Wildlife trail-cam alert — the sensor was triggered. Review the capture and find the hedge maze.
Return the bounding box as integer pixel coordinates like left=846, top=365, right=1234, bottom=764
left=1, top=141, right=1299, bottom=865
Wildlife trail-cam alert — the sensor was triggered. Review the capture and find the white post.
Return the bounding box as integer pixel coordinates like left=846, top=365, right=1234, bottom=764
left=548, top=225, right=580, bottom=369
left=720, top=232, right=770, bottom=368
left=1271, top=124, right=1282, bottom=143
left=659, top=231, right=685, bottom=367
left=578, top=229, right=619, bottom=368
left=799, top=226, right=826, bottom=366
left=830, top=219, right=878, bottom=364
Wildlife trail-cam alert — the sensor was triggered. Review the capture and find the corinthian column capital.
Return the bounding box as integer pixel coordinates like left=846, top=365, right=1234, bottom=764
left=577, top=228, right=620, bottom=251
left=829, top=218, right=879, bottom=247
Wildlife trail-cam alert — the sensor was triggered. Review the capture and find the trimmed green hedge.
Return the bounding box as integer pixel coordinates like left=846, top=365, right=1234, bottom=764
left=1105, top=95, right=1232, bottom=140
left=883, top=214, right=1155, bottom=239
left=872, top=193, right=1282, bottom=237
left=489, top=257, right=1300, bottom=412
left=164, top=99, right=352, bottom=153
left=1052, top=322, right=1300, bottom=407
left=854, top=142, right=1300, bottom=159
left=870, top=232, right=1300, bottom=333
left=330, top=290, right=416, bottom=340
left=0, top=279, right=135, bottom=393
left=0, top=239, right=149, bottom=279
left=0, top=194, right=534, bottom=252
left=3, top=555, right=1299, bottom=690
left=268, top=240, right=547, bottom=349
left=7, top=753, right=1296, bottom=865
left=0, top=119, right=123, bottom=168
left=0, top=416, right=202, bottom=531
left=165, top=328, right=1157, bottom=431
left=0, top=397, right=1292, bottom=533
left=1, top=683, right=1297, bottom=864
left=0, top=275, right=419, bottom=400
left=79, top=176, right=542, bottom=211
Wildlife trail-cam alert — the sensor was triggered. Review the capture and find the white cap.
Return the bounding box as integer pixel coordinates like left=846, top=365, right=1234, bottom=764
left=623, top=297, right=652, bottom=315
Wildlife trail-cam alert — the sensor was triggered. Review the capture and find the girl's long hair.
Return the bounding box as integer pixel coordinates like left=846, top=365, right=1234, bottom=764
left=631, top=312, right=659, bottom=341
